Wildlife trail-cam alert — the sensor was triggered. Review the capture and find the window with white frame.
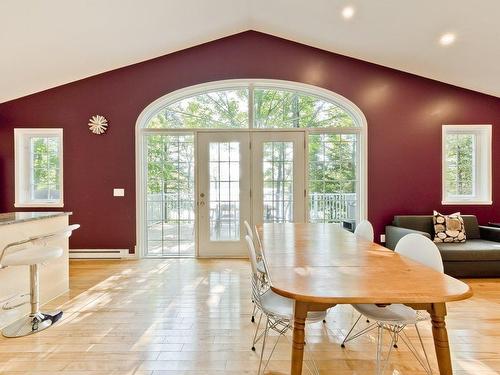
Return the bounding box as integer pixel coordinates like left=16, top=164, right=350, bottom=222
left=14, top=128, right=63, bottom=207
left=442, top=124, right=491, bottom=205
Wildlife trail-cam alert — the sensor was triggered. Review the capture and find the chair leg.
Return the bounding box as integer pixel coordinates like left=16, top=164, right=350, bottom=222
left=393, top=331, right=399, bottom=348
left=380, top=325, right=397, bottom=375
left=252, top=311, right=263, bottom=351
left=257, top=318, right=270, bottom=375
left=251, top=301, right=256, bottom=323
left=341, top=313, right=363, bottom=347
left=376, top=324, right=383, bottom=375
left=399, top=326, right=433, bottom=375
left=415, top=323, right=433, bottom=374
left=342, top=317, right=378, bottom=347
left=261, top=322, right=286, bottom=374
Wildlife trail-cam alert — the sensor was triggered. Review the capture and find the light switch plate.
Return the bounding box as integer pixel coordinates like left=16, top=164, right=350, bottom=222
left=380, top=234, right=386, bottom=243
left=113, top=188, right=125, bottom=197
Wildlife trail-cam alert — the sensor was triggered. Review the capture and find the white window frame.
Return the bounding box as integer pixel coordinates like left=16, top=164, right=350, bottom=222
left=14, top=128, right=64, bottom=208
left=442, top=124, right=492, bottom=205
left=135, top=79, right=368, bottom=258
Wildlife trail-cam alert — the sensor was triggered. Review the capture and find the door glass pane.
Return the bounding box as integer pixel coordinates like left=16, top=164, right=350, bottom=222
left=308, top=134, right=357, bottom=223
left=262, top=142, right=294, bottom=223
left=146, top=134, right=195, bottom=256
left=209, top=142, right=240, bottom=241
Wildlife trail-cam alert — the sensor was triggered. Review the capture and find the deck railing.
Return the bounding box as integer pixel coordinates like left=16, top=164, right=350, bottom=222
left=309, top=192, right=356, bottom=223
left=146, top=192, right=357, bottom=223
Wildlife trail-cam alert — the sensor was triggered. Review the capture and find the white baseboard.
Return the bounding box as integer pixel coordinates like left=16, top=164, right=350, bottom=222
left=69, top=249, right=132, bottom=259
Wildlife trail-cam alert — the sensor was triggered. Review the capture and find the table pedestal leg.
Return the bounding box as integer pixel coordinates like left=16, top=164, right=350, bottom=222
left=428, top=303, right=452, bottom=375
left=291, top=301, right=308, bottom=375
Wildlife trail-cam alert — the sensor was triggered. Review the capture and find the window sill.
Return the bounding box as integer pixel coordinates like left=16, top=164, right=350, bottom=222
left=441, top=200, right=492, bottom=206
left=15, top=202, right=64, bottom=208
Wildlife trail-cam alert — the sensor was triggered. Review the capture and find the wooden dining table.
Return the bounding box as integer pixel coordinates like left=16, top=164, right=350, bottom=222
left=257, top=223, right=473, bottom=375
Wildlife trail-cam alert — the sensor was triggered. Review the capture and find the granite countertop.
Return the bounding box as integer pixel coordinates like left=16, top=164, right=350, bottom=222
left=0, top=212, right=72, bottom=226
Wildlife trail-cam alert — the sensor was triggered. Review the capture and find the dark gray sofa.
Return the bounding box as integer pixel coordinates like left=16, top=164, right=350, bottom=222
left=385, top=215, right=500, bottom=278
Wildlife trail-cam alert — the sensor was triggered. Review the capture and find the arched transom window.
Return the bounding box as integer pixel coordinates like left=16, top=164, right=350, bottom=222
left=146, top=85, right=359, bottom=129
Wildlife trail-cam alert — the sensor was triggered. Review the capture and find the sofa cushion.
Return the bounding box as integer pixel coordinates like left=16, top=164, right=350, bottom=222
left=436, top=240, right=500, bottom=261
left=462, top=216, right=481, bottom=239
left=393, top=216, right=434, bottom=235
left=392, top=215, right=481, bottom=239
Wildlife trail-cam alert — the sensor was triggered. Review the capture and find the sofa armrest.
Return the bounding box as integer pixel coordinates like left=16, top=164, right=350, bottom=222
left=479, top=226, right=500, bottom=242
left=385, top=225, right=432, bottom=250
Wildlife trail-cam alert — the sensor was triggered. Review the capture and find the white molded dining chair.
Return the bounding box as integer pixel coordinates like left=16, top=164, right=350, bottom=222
left=245, top=235, right=326, bottom=375
left=342, top=233, right=442, bottom=374
left=354, top=219, right=374, bottom=242
left=244, top=220, right=254, bottom=240
left=244, top=220, right=267, bottom=323
left=396, top=233, right=444, bottom=273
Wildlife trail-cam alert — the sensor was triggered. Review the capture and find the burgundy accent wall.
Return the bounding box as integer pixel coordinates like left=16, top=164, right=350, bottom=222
left=0, top=31, right=499, bottom=251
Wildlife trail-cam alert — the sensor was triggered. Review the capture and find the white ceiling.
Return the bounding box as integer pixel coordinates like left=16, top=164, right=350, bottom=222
left=1, top=0, right=499, bottom=103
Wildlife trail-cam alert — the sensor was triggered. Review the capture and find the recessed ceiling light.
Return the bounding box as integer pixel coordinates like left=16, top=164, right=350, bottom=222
left=342, top=6, right=355, bottom=19
left=439, top=33, right=456, bottom=46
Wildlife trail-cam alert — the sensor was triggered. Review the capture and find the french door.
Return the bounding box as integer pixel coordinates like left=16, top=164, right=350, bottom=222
left=197, top=132, right=251, bottom=257
left=197, top=131, right=305, bottom=257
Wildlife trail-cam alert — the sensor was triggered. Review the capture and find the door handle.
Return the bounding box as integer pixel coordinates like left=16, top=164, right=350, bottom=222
left=198, top=193, right=206, bottom=207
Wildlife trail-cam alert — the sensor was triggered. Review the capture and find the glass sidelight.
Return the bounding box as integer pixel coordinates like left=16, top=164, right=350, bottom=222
left=145, top=134, right=195, bottom=257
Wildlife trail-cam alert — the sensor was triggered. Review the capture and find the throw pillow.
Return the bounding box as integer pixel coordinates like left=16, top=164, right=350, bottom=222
left=433, top=211, right=466, bottom=243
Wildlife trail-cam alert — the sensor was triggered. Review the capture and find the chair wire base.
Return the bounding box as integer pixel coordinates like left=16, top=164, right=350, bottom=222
left=2, top=310, right=63, bottom=338
left=341, top=315, right=433, bottom=375
left=254, top=316, right=320, bottom=375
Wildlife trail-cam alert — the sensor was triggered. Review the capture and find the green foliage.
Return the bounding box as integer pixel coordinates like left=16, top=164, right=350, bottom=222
left=145, top=88, right=358, bottom=223
left=445, top=134, right=474, bottom=196
left=147, top=135, right=194, bottom=195
left=254, top=89, right=355, bottom=128
left=149, top=89, right=248, bottom=129
left=147, top=88, right=356, bottom=129
left=308, top=134, right=356, bottom=194
left=31, top=137, right=60, bottom=199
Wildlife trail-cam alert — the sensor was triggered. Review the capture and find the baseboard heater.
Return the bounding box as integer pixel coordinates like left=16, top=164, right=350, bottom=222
left=69, top=249, right=130, bottom=259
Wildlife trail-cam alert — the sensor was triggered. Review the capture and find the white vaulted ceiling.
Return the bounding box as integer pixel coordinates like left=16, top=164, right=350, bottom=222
left=1, top=0, right=499, bottom=103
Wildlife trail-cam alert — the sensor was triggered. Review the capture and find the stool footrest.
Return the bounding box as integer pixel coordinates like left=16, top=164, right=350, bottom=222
left=2, top=293, right=30, bottom=310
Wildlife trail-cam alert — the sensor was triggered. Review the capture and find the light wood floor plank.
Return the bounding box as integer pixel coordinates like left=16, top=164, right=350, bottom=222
left=0, top=259, right=498, bottom=375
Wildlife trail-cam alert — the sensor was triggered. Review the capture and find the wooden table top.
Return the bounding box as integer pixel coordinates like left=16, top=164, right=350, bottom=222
left=257, top=223, right=473, bottom=304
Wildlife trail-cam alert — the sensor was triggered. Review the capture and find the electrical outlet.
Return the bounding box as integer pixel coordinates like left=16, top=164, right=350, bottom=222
left=113, top=188, right=125, bottom=197
left=380, top=234, right=386, bottom=243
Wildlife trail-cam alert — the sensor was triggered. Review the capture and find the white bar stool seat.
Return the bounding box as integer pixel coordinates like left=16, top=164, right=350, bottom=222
left=2, top=245, right=62, bottom=267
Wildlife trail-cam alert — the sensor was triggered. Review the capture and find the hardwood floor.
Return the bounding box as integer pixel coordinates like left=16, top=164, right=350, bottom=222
left=0, top=259, right=498, bottom=374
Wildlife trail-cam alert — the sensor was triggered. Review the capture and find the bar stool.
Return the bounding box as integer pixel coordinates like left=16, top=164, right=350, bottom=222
left=0, top=224, right=80, bottom=337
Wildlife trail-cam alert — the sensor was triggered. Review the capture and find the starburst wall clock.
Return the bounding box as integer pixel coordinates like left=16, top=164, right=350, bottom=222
left=88, top=115, right=108, bottom=135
